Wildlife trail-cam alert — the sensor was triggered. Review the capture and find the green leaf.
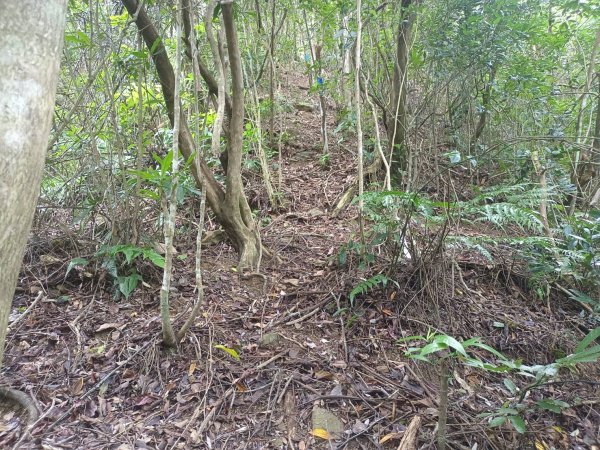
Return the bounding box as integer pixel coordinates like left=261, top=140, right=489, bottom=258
left=214, top=344, right=240, bottom=361
left=489, top=416, right=506, bottom=427
left=536, top=399, right=569, bottom=413
left=145, top=250, right=165, bottom=268
left=118, top=274, right=142, bottom=299
left=503, top=378, right=518, bottom=395
left=396, top=335, right=428, bottom=344
left=508, top=415, right=526, bottom=434
left=419, top=341, right=448, bottom=356
left=558, top=345, right=600, bottom=365
left=462, top=338, right=509, bottom=360
left=497, top=407, right=519, bottom=415
left=433, top=335, right=467, bottom=357
left=121, top=246, right=141, bottom=265
left=150, top=37, right=162, bottom=55
left=66, top=257, right=89, bottom=277
left=575, top=327, right=600, bottom=353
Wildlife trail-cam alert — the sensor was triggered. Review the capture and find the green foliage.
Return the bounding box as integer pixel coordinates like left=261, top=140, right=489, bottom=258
left=401, top=328, right=600, bottom=434
left=524, top=212, right=600, bottom=303
left=130, top=150, right=200, bottom=202
left=67, top=244, right=164, bottom=300
left=458, top=183, right=548, bottom=233
left=348, top=274, right=397, bottom=306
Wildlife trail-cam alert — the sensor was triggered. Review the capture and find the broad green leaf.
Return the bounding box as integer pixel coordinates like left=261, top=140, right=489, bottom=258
left=508, top=415, right=526, bottom=434
left=419, top=341, right=448, bottom=356
left=118, top=274, right=142, bottom=299
left=145, top=250, right=165, bottom=268
left=434, top=335, right=467, bottom=357
left=66, top=257, right=89, bottom=277
left=575, top=327, right=600, bottom=353
left=489, top=416, right=506, bottom=427
left=463, top=338, right=509, bottom=360
left=536, top=399, right=569, bottom=413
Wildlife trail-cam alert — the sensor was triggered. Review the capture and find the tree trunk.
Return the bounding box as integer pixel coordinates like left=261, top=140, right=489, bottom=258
left=221, top=1, right=262, bottom=269
left=0, top=0, right=67, bottom=368
left=471, top=64, right=496, bottom=146
left=122, top=0, right=261, bottom=270
left=387, top=1, right=413, bottom=185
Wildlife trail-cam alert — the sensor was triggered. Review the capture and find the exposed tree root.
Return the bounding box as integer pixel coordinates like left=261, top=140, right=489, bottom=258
left=0, top=386, right=39, bottom=426
left=331, top=156, right=383, bottom=217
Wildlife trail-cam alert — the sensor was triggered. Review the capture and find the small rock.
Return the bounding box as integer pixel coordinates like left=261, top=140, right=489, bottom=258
left=307, top=208, right=324, bottom=218
left=294, top=102, right=315, bottom=112
left=311, top=407, right=345, bottom=436
left=259, top=333, right=282, bottom=348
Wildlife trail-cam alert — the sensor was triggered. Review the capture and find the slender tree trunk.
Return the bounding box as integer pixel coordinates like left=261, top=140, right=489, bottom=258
left=122, top=0, right=261, bottom=269
left=355, top=0, right=365, bottom=242
left=570, top=29, right=600, bottom=214
left=589, top=72, right=600, bottom=207
left=471, top=64, right=496, bottom=146
left=0, top=0, right=67, bottom=368
left=387, top=1, right=413, bottom=185
left=269, top=0, right=277, bottom=149
left=160, top=0, right=182, bottom=348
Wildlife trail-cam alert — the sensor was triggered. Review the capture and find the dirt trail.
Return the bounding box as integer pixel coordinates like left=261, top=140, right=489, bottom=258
left=1, top=70, right=598, bottom=449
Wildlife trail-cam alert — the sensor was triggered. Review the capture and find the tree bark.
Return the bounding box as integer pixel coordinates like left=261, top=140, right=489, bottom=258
left=221, top=1, right=262, bottom=269
left=182, top=0, right=232, bottom=119
left=387, top=0, right=413, bottom=185
left=0, top=0, right=67, bottom=368
left=122, top=0, right=261, bottom=269
left=471, top=64, right=496, bottom=146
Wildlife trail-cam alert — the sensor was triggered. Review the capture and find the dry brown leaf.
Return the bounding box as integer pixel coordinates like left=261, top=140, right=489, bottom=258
left=379, top=432, right=403, bottom=444
left=315, top=370, right=334, bottom=380
left=95, top=322, right=122, bottom=332
left=72, top=377, right=84, bottom=395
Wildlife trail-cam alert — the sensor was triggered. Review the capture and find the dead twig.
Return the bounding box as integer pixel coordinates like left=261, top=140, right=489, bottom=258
left=45, top=338, right=155, bottom=432
left=396, top=415, right=422, bottom=450
left=9, top=291, right=43, bottom=329
left=186, top=350, right=288, bottom=441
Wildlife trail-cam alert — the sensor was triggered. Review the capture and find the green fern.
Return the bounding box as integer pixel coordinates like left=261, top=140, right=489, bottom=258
left=455, top=183, right=551, bottom=233
left=447, top=236, right=494, bottom=261
left=349, top=274, right=396, bottom=305
left=476, top=203, right=544, bottom=233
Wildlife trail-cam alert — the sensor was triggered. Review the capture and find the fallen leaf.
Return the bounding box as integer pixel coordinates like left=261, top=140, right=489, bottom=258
left=315, top=370, right=334, bottom=381
left=95, top=323, right=122, bottom=333
left=72, top=377, right=84, bottom=395
left=214, top=344, right=240, bottom=361
left=380, top=432, right=403, bottom=444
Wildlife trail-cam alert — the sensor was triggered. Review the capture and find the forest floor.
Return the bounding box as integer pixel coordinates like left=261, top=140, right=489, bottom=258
left=1, top=70, right=599, bottom=450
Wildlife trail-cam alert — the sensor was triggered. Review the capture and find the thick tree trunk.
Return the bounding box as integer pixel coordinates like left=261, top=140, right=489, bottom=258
left=387, top=1, right=413, bottom=185
left=122, top=0, right=261, bottom=269
left=0, top=0, right=67, bottom=368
